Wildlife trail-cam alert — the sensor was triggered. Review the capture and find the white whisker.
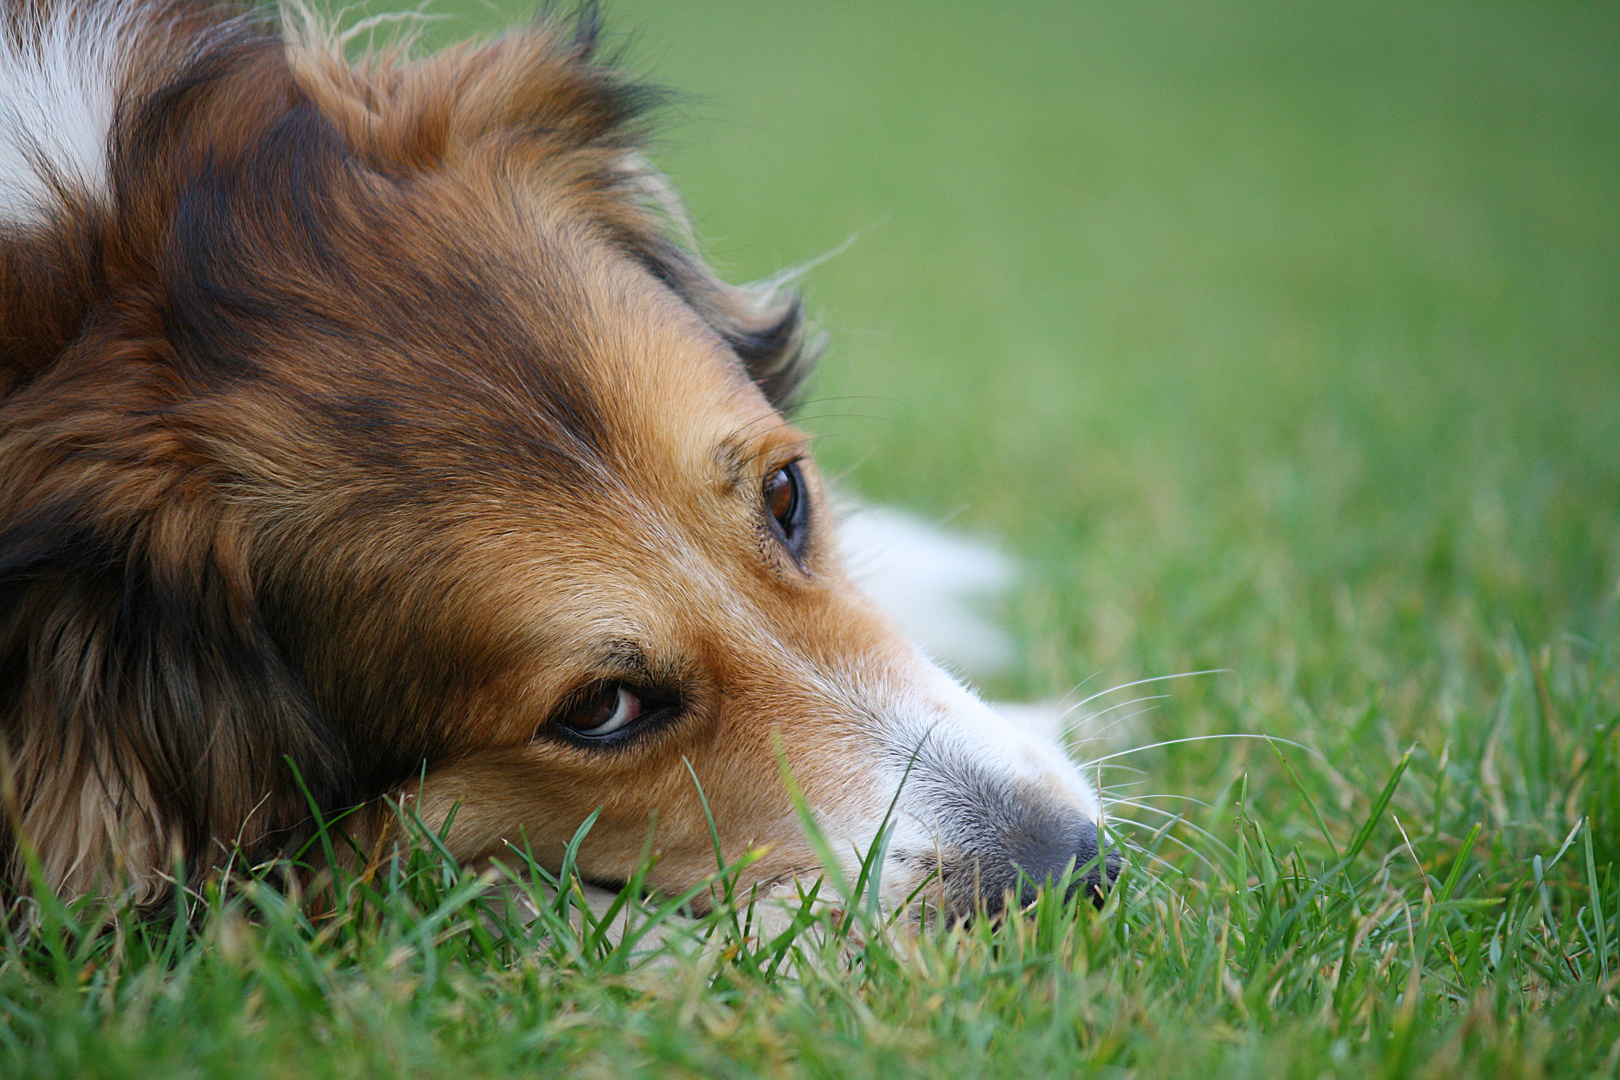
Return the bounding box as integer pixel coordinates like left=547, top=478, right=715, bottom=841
left=1058, top=669, right=1231, bottom=719
left=1049, top=671, right=1106, bottom=710
left=1107, top=792, right=1213, bottom=809
left=1112, top=822, right=1224, bottom=877
left=1071, top=704, right=1161, bottom=747
left=1106, top=801, right=1235, bottom=858
left=1060, top=693, right=1172, bottom=738
left=1085, top=732, right=1315, bottom=766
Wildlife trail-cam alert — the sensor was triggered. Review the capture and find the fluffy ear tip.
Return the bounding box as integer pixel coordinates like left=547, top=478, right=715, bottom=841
left=568, top=0, right=604, bottom=53
left=741, top=294, right=820, bottom=410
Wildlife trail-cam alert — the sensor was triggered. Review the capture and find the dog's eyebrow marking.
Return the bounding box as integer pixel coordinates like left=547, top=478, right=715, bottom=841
left=713, top=439, right=752, bottom=495
left=603, top=638, right=651, bottom=674
left=713, top=423, right=800, bottom=496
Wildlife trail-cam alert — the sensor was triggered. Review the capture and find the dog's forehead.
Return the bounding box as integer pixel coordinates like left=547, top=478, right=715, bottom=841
left=596, top=281, right=798, bottom=483
left=194, top=181, right=788, bottom=498
left=487, top=201, right=802, bottom=488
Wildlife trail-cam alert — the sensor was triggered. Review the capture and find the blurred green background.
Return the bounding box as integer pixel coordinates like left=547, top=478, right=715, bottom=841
left=430, top=0, right=1618, bottom=851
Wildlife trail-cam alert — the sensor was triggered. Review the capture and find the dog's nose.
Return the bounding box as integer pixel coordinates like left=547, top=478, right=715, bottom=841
left=1007, top=811, right=1121, bottom=911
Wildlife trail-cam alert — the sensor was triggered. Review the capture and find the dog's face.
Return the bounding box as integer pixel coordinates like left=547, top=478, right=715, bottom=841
left=218, top=181, right=1109, bottom=911
left=0, top=2, right=1114, bottom=915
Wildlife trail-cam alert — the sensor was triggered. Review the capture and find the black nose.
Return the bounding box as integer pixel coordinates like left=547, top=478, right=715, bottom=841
left=1009, top=812, right=1121, bottom=910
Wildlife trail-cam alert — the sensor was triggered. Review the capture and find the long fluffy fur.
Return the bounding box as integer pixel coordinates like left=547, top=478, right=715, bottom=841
left=0, top=0, right=812, bottom=900
left=2, top=1, right=1115, bottom=916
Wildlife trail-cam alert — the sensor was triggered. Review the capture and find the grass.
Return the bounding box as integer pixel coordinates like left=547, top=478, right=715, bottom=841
left=5, top=0, right=1619, bottom=1075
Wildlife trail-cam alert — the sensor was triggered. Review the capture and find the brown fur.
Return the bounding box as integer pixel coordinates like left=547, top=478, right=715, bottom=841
left=0, top=1, right=878, bottom=903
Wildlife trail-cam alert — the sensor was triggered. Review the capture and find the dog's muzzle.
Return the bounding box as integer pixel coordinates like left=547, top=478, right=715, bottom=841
left=859, top=665, right=1121, bottom=920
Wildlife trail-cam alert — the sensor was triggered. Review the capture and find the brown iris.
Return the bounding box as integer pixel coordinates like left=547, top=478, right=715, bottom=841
left=545, top=681, right=683, bottom=747
left=765, top=468, right=796, bottom=527
left=763, top=461, right=808, bottom=558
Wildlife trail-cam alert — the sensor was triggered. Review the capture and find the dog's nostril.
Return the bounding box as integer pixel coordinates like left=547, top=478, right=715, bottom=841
left=1010, top=813, right=1121, bottom=911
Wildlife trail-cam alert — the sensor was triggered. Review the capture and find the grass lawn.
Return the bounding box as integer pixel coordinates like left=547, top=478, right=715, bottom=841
left=4, top=0, right=1618, bottom=1075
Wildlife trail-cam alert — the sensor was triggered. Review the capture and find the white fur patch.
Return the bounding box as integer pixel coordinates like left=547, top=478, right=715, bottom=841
left=837, top=504, right=1015, bottom=675
left=0, top=1, right=146, bottom=223
left=797, top=654, right=1108, bottom=911
left=830, top=505, right=1115, bottom=906
left=835, top=507, right=1143, bottom=754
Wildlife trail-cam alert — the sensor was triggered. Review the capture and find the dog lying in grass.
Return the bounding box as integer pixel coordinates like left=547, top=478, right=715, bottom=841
left=0, top=0, right=1118, bottom=918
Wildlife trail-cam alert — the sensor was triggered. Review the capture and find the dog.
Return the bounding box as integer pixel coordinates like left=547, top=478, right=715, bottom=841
left=0, top=0, right=1118, bottom=918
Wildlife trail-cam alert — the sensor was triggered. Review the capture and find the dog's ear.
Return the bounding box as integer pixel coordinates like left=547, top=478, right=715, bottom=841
left=638, top=236, right=820, bottom=411
left=0, top=496, right=355, bottom=901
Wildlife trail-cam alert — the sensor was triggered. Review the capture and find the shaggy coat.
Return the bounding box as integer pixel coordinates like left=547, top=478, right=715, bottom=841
left=0, top=0, right=1114, bottom=913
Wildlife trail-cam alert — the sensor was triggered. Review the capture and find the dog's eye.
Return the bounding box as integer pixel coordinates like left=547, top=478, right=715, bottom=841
left=764, top=461, right=809, bottom=557
left=547, top=682, right=681, bottom=748
left=561, top=684, right=644, bottom=739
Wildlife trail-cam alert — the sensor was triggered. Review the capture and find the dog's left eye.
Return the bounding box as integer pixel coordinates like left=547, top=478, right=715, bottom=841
left=567, top=685, right=642, bottom=736
left=547, top=682, right=681, bottom=748
left=764, top=461, right=809, bottom=558
left=556, top=684, right=648, bottom=743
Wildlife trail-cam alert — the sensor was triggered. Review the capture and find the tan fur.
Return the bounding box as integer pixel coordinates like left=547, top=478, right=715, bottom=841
left=2, top=2, right=1114, bottom=914
left=0, top=0, right=891, bottom=903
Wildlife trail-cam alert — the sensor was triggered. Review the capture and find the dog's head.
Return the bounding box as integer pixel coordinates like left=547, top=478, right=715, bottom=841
left=0, top=1, right=1115, bottom=915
